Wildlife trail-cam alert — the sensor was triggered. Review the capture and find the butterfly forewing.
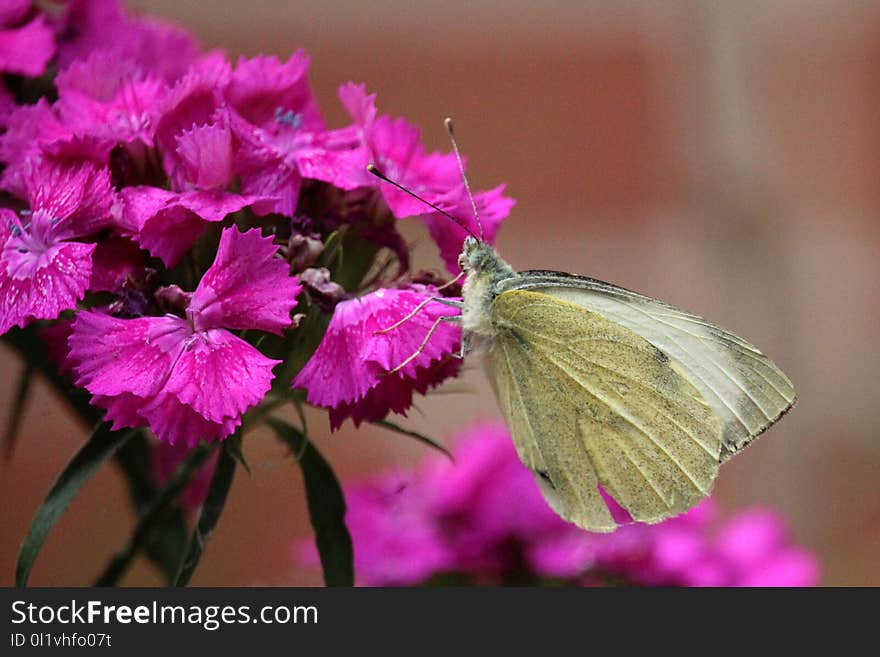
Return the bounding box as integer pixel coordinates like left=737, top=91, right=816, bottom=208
left=485, top=289, right=724, bottom=531
left=500, top=273, right=797, bottom=460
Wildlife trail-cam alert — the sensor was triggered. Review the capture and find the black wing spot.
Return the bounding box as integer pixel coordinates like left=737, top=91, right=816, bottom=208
left=509, top=328, right=530, bottom=351
left=535, top=469, right=555, bottom=489
left=652, top=345, right=670, bottom=364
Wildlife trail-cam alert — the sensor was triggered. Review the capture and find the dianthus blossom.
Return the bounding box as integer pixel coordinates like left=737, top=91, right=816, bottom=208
left=297, top=423, right=820, bottom=587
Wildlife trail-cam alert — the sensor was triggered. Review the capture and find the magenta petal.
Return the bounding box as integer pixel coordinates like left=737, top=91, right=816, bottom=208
left=152, top=440, right=219, bottom=510
left=92, top=392, right=150, bottom=432
left=294, top=287, right=461, bottom=427
left=0, top=241, right=95, bottom=335
left=0, top=15, right=55, bottom=77
left=228, top=52, right=323, bottom=131
left=24, top=159, right=114, bottom=239
left=190, top=227, right=301, bottom=334
left=162, top=328, right=279, bottom=424
left=88, top=236, right=145, bottom=293
left=115, top=186, right=264, bottom=267
left=69, top=313, right=189, bottom=398
left=139, top=392, right=241, bottom=448
left=360, top=288, right=461, bottom=379
left=174, top=114, right=234, bottom=189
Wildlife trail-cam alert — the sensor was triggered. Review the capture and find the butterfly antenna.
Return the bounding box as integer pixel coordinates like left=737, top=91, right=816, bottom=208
left=444, top=117, right=483, bottom=240
left=366, top=164, right=478, bottom=239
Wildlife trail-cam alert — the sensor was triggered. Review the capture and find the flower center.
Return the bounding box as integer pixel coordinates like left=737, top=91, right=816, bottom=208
left=2, top=210, right=55, bottom=279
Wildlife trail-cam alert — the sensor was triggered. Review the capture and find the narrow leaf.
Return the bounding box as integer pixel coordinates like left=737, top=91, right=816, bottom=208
left=94, top=443, right=214, bottom=586
left=16, top=422, right=135, bottom=586
left=113, top=433, right=189, bottom=583
left=373, top=419, right=454, bottom=462
left=173, top=436, right=239, bottom=586
left=3, top=362, right=34, bottom=460
left=267, top=418, right=353, bottom=587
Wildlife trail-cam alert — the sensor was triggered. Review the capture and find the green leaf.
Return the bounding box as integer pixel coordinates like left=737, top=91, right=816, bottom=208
left=3, top=362, right=34, bottom=461
left=173, top=436, right=239, bottom=586
left=267, top=418, right=353, bottom=587
left=94, top=443, right=215, bottom=586
left=16, top=422, right=136, bottom=587
left=113, top=433, right=189, bottom=583
left=373, top=419, right=455, bottom=462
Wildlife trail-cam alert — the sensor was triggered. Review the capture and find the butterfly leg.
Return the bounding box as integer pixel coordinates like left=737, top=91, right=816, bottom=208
left=385, top=315, right=461, bottom=374
left=374, top=297, right=463, bottom=335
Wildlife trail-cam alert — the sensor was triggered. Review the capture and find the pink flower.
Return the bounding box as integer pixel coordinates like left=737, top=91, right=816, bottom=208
left=68, top=227, right=303, bottom=446
left=296, top=422, right=820, bottom=586
left=226, top=53, right=351, bottom=217
left=57, top=0, right=200, bottom=82
left=54, top=52, right=167, bottom=150
left=0, top=159, right=114, bottom=335
left=0, top=4, right=54, bottom=78
left=292, top=286, right=461, bottom=430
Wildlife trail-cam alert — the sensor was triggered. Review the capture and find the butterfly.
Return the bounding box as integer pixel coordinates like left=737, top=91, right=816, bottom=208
left=369, top=120, right=796, bottom=532
left=456, top=236, right=795, bottom=532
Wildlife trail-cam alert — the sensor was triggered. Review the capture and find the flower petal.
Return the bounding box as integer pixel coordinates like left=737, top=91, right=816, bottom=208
left=0, top=241, right=95, bottom=335
left=161, top=328, right=280, bottom=423
left=69, top=313, right=189, bottom=398
left=189, top=227, right=301, bottom=334
left=0, top=15, right=54, bottom=77
left=24, top=159, right=114, bottom=239
left=228, top=52, right=323, bottom=131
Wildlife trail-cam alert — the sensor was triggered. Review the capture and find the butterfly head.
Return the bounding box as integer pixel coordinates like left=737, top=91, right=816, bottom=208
left=458, top=236, right=516, bottom=282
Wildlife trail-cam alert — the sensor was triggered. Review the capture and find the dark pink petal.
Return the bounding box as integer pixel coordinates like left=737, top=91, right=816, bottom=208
left=294, top=287, right=461, bottom=428
left=174, top=114, right=233, bottom=189
left=715, top=508, right=787, bottom=568
left=69, top=313, right=189, bottom=398
left=423, top=184, right=515, bottom=273
left=0, top=0, right=30, bottom=26
left=88, top=236, right=145, bottom=293
left=228, top=52, right=323, bottom=131
left=190, top=227, right=301, bottom=334
left=161, top=328, right=280, bottom=424
left=92, top=392, right=149, bottom=432
left=139, top=392, right=241, bottom=448
left=0, top=15, right=54, bottom=77
left=0, top=241, right=95, bottom=335
left=55, top=53, right=166, bottom=146
left=58, top=0, right=200, bottom=81
left=155, top=55, right=230, bottom=187
left=338, top=82, right=377, bottom=130
left=23, top=159, right=114, bottom=239
left=115, top=186, right=265, bottom=267
left=360, top=288, right=461, bottom=379
left=0, top=101, right=70, bottom=198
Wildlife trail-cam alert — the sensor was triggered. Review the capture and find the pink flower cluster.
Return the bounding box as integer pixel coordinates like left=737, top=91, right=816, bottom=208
left=297, top=423, right=820, bottom=586
left=0, top=1, right=515, bottom=448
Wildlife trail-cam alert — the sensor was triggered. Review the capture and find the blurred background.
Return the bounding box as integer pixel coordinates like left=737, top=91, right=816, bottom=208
left=2, top=0, right=879, bottom=585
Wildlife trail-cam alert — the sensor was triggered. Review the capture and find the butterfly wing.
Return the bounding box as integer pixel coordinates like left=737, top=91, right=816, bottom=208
left=501, top=272, right=797, bottom=460
left=484, top=288, right=723, bottom=531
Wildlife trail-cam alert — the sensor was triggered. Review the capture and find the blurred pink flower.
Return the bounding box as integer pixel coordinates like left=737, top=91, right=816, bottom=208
left=292, top=285, right=461, bottom=430
left=298, top=422, right=820, bottom=586
left=0, top=3, right=54, bottom=77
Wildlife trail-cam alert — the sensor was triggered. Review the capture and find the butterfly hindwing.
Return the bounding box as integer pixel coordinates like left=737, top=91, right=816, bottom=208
left=485, top=289, right=723, bottom=531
